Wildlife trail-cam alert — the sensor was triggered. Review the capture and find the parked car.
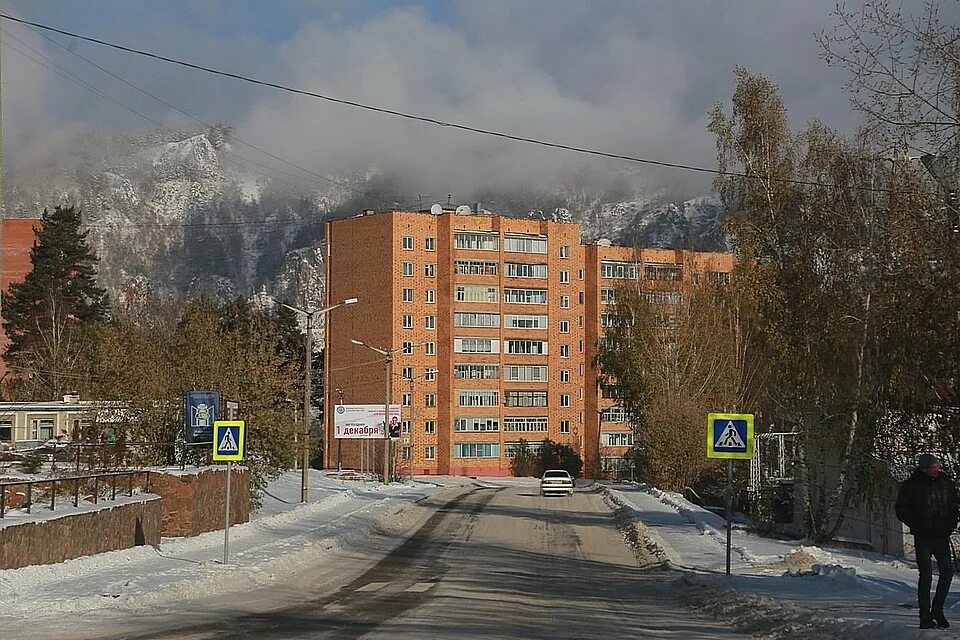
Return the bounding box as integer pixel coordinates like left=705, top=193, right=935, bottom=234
left=539, top=469, right=574, bottom=497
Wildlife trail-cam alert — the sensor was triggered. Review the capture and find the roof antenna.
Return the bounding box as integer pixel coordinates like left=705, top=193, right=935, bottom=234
left=418, top=194, right=423, bottom=210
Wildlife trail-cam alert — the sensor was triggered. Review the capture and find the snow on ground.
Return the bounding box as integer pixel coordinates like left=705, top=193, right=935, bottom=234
left=0, top=470, right=456, bottom=622
left=612, top=483, right=960, bottom=638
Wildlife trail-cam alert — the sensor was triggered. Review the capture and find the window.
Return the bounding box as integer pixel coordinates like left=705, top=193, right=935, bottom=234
left=403, top=261, right=414, bottom=277
left=505, top=314, right=548, bottom=329
left=425, top=421, right=436, bottom=434
left=504, top=365, right=548, bottom=382
left=709, top=271, right=732, bottom=285
left=426, top=289, right=436, bottom=304
left=403, top=236, right=414, bottom=250
left=425, top=446, right=436, bottom=460
left=425, top=394, right=436, bottom=407
left=454, top=232, right=498, bottom=251
left=30, top=418, right=54, bottom=441
left=504, top=391, right=548, bottom=407
left=560, top=270, right=570, bottom=284
left=454, top=312, right=500, bottom=328
left=601, top=261, right=640, bottom=279
left=402, top=366, right=414, bottom=380
left=402, top=341, right=414, bottom=355
left=403, top=288, right=414, bottom=303
left=601, top=407, right=632, bottom=423
left=402, top=420, right=411, bottom=434
left=560, top=394, right=571, bottom=408
left=402, top=446, right=412, bottom=460
left=560, top=345, right=570, bottom=358
left=579, top=292, right=584, bottom=304
left=560, top=245, right=570, bottom=258
left=455, top=417, right=499, bottom=432
left=645, top=263, right=683, bottom=281
left=454, top=337, right=499, bottom=353
left=454, top=442, right=500, bottom=458
left=559, top=320, right=570, bottom=334
left=458, top=389, right=500, bottom=407
left=601, top=288, right=617, bottom=304
left=578, top=269, right=584, bottom=280
left=560, top=370, right=570, bottom=383
left=560, top=295, right=570, bottom=308
left=424, top=263, right=436, bottom=277
left=425, top=342, right=435, bottom=356
left=503, top=417, right=548, bottom=432
left=579, top=340, right=584, bottom=353
left=402, top=393, right=412, bottom=407
left=505, top=440, right=546, bottom=457
left=454, top=364, right=500, bottom=380
left=560, top=420, right=571, bottom=434
left=425, top=237, right=435, bottom=251
left=504, top=288, right=548, bottom=304
left=425, top=368, right=438, bottom=381
left=403, top=315, right=414, bottom=329
left=602, top=385, right=624, bottom=399
left=455, top=260, right=498, bottom=276
left=504, top=234, right=547, bottom=253
left=505, top=262, right=547, bottom=278
left=0, top=420, right=11, bottom=443
left=579, top=316, right=583, bottom=328
left=645, top=290, right=682, bottom=305
left=603, top=432, right=634, bottom=447
left=456, top=285, right=499, bottom=303
left=425, top=316, right=436, bottom=330
left=506, top=339, right=548, bottom=355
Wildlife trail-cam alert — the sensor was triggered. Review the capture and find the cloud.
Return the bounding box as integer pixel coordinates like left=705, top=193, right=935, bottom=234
left=6, top=0, right=935, bottom=201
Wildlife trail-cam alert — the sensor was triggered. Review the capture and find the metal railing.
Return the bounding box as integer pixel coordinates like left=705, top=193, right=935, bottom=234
left=0, top=470, right=152, bottom=519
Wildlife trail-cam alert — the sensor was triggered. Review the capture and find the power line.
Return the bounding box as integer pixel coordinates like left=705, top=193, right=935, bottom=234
left=0, top=12, right=902, bottom=195
left=0, top=28, right=329, bottom=197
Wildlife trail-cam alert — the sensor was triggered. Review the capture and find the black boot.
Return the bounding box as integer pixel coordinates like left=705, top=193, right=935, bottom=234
left=920, top=615, right=937, bottom=629
left=934, top=612, right=950, bottom=629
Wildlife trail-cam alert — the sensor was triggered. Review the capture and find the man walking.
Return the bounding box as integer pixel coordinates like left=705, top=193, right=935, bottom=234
left=896, top=454, right=960, bottom=629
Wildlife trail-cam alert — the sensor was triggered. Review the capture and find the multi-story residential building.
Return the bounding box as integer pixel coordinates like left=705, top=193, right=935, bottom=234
left=323, top=207, right=733, bottom=477
left=583, top=244, right=735, bottom=477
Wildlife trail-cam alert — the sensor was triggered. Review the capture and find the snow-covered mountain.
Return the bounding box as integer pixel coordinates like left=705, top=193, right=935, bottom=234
left=5, top=127, right=730, bottom=332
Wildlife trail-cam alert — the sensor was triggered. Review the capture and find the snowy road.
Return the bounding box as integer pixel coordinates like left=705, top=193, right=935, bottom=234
left=32, top=483, right=740, bottom=640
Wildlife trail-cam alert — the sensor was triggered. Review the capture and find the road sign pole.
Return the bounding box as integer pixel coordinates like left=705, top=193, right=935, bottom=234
left=224, top=462, right=232, bottom=565
left=725, top=459, right=732, bottom=576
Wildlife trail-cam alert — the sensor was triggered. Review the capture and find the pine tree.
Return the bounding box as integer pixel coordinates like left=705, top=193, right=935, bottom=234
left=2, top=205, right=108, bottom=396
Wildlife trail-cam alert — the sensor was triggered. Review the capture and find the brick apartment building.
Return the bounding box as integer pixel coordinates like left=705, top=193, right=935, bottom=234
left=1, top=218, right=41, bottom=377
left=323, top=207, right=733, bottom=477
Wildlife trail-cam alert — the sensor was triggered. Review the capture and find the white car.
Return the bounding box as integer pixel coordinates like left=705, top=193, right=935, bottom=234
left=539, top=469, right=574, bottom=496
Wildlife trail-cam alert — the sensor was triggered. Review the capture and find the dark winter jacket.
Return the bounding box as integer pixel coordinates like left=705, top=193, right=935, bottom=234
left=895, top=470, right=960, bottom=538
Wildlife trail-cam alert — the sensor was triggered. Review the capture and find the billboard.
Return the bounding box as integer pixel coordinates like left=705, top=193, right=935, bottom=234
left=334, top=404, right=401, bottom=439
left=184, top=391, right=221, bottom=443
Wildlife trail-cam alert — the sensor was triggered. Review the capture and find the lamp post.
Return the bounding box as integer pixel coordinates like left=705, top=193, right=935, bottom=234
left=277, top=296, right=358, bottom=503
left=350, top=339, right=393, bottom=482
left=350, top=339, right=427, bottom=482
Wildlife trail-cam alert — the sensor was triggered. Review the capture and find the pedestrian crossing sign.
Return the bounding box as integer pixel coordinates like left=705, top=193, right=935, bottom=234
left=707, top=413, right=754, bottom=459
left=212, top=420, right=245, bottom=462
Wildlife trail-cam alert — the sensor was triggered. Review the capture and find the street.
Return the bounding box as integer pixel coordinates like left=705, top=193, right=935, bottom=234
left=61, top=484, right=741, bottom=640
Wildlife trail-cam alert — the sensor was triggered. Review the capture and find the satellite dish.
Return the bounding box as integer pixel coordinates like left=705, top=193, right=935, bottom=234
left=430, top=203, right=443, bottom=215
left=455, top=205, right=472, bottom=215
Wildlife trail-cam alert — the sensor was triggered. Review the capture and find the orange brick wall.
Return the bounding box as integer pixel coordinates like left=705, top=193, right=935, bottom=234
left=0, top=218, right=40, bottom=375
left=150, top=467, right=250, bottom=537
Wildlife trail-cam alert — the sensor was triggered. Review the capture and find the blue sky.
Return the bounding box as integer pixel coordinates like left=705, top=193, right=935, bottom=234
left=1, top=1, right=943, bottom=195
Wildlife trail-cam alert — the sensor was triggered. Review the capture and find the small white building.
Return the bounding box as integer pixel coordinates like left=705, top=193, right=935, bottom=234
left=0, top=395, right=124, bottom=450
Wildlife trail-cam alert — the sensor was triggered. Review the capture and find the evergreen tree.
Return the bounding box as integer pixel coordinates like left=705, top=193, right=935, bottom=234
left=2, top=205, right=108, bottom=397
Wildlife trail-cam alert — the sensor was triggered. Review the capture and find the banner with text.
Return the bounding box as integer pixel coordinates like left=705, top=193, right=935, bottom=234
left=334, top=404, right=401, bottom=439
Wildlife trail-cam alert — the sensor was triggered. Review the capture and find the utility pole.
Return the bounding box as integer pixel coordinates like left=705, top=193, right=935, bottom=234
left=408, top=375, right=415, bottom=482
left=302, top=313, right=312, bottom=503
left=335, top=387, right=344, bottom=473
left=383, top=353, right=392, bottom=482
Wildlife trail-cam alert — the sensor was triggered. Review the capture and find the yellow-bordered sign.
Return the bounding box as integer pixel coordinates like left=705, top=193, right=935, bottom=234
left=212, top=420, right=245, bottom=462
left=706, top=413, right=754, bottom=459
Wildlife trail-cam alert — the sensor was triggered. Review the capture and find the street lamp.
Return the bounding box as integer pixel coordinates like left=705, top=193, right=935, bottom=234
left=350, top=338, right=393, bottom=482
left=350, top=339, right=427, bottom=482
left=278, top=296, right=358, bottom=503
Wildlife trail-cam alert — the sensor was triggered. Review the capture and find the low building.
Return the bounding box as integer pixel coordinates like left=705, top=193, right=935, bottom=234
left=0, top=395, right=125, bottom=450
